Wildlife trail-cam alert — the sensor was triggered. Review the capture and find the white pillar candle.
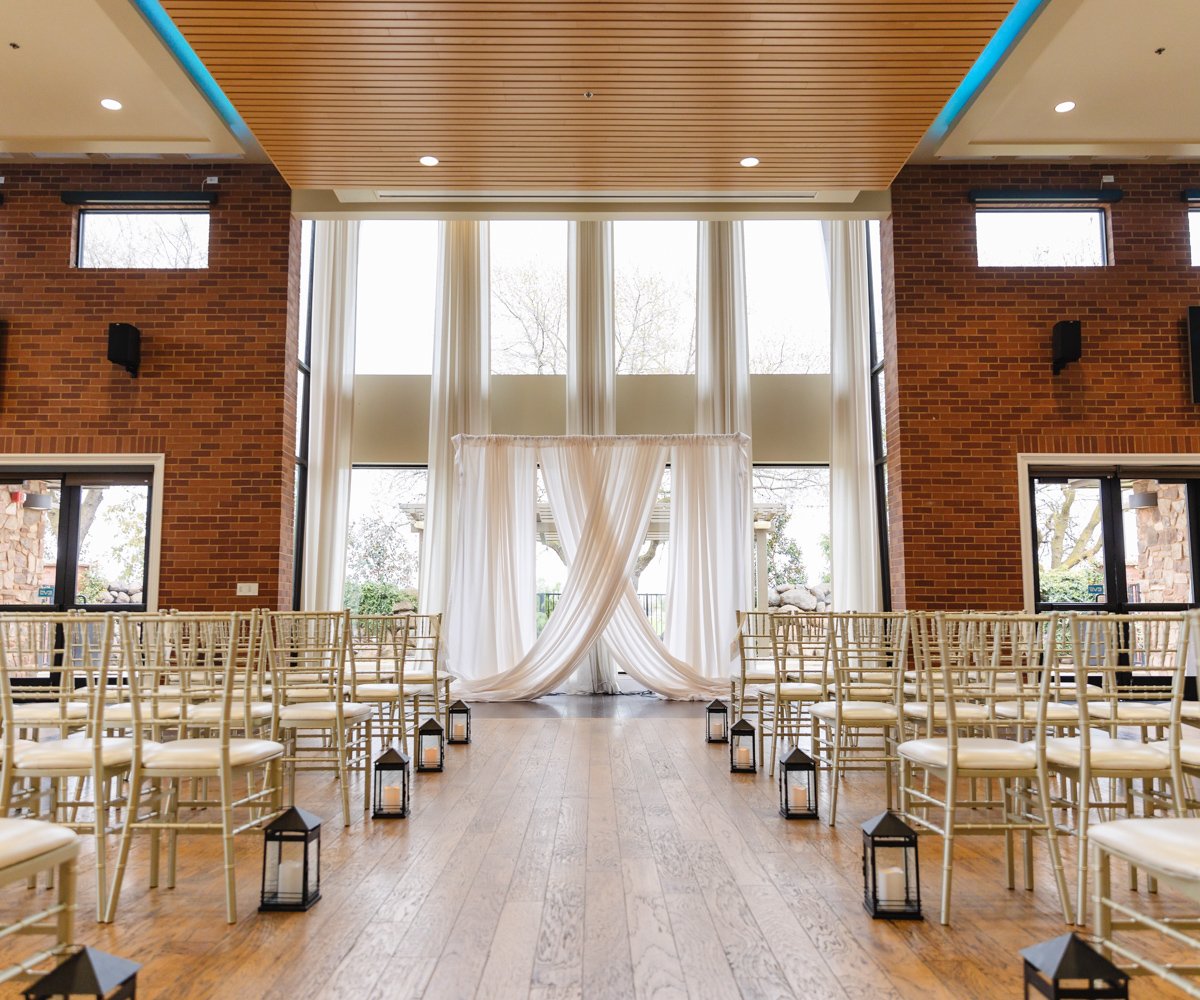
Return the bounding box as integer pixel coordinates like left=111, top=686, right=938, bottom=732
left=423, top=745, right=440, bottom=767
left=278, top=859, right=303, bottom=898
left=877, top=865, right=907, bottom=904
left=713, top=719, right=726, bottom=739
left=452, top=721, right=466, bottom=740
left=381, top=785, right=402, bottom=808
left=736, top=745, right=751, bottom=766
left=788, top=785, right=808, bottom=811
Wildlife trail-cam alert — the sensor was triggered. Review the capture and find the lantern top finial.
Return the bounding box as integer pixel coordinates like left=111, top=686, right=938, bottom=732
left=449, top=699, right=469, bottom=711
left=265, top=805, right=322, bottom=834
left=862, top=810, right=918, bottom=839
left=780, top=746, right=815, bottom=768
left=707, top=699, right=727, bottom=711
left=419, top=717, right=444, bottom=734
left=375, top=746, right=410, bottom=767
left=1020, top=932, right=1128, bottom=984
left=21, top=946, right=140, bottom=998
left=730, top=718, right=754, bottom=735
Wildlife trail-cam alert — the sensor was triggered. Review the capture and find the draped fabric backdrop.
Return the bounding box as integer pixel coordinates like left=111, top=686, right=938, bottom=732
left=422, top=220, right=491, bottom=619
left=302, top=220, right=359, bottom=611
left=825, top=219, right=883, bottom=611
left=447, top=435, right=748, bottom=701
left=562, top=220, right=621, bottom=694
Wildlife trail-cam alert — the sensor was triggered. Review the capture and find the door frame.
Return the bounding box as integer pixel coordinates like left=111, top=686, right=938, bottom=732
left=1017, top=452, right=1200, bottom=611
left=0, top=453, right=165, bottom=611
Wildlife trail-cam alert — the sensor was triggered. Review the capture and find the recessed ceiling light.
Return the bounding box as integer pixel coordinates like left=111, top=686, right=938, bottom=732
left=100, top=98, right=123, bottom=111
left=740, top=156, right=760, bottom=168
left=418, top=155, right=439, bottom=167
left=1054, top=101, right=1076, bottom=114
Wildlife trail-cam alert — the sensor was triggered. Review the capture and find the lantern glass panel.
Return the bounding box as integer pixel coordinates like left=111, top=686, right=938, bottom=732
left=706, top=702, right=728, bottom=742
left=731, top=733, right=755, bottom=771
left=781, top=767, right=816, bottom=817
left=373, top=758, right=409, bottom=817
left=418, top=728, right=444, bottom=770
left=866, top=838, right=920, bottom=917
left=449, top=703, right=470, bottom=744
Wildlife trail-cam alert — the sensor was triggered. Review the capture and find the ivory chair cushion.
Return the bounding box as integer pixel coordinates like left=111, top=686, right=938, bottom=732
left=105, top=701, right=182, bottom=723
left=10, top=702, right=88, bottom=724
left=811, top=701, right=899, bottom=724
left=902, top=702, right=991, bottom=722
left=14, top=737, right=138, bottom=770
left=995, top=701, right=1080, bottom=723
left=355, top=683, right=402, bottom=699
left=277, top=702, right=372, bottom=726
left=142, top=737, right=283, bottom=770
left=1089, top=818, right=1200, bottom=898
left=1158, top=738, right=1200, bottom=768
left=898, top=737, right=1035, bottom=770
left=1086, top=702, right=1171, bottom=723
left=188, top=702, right=273, bottom=723
left=746, top=682, right=823, bottom=701
left=403, top=672, right=458, bottom=686
left=0, top=818, right=78, bottom=870
left=1042, top=733, right=1170, bottom=772
left=0, top=740, right=37, bottom=758
left=1181, top=702, right=1200, bottom=722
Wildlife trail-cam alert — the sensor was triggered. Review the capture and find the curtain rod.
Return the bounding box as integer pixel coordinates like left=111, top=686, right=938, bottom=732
left=453, top=433, right=750, bottom=446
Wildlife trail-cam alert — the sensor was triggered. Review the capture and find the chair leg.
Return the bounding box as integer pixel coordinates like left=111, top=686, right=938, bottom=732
left=56, top=853, right=75, bottom=951
left=103, top=767, right=143, bottom=923
left=827, top=727, right=841, bottom=828
left=1002, top=778, right=1015, bottom=891
left=1093, top=844, right=1112, bottom=957
left=337, top=728, right=351, bottom=827
left=92, top=773, right=108, bottom=922
left=219, top=768, right=238, bottom=924
left=1037, top=767, right=1074, bottom=926
left=1075, top=773, right=1091, bottom=926
left=940, top=779, right=956, bottom=926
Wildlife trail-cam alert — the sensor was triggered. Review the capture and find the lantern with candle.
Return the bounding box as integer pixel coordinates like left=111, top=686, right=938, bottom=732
left=372, top=746, right=410, bottom=819
left=861, top=810, right=922, bottom=920
left=778, top=746, right=818, bottom=819
left=729, top=718, right=756, bottom=773
left=21, top=947, right=141, bottom=1000
left=706, top=699, right=729, bottom=743
left=416, top=717, right=445, bottom=772
left=447, top=700, right=471, bottom=744
left=259, top=806, right=321, bottom=912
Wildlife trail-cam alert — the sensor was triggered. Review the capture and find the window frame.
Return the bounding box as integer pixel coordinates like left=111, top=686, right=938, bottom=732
left=75, top=208, right=211, bottom=270
left=292, top=221, right=316, bottom=610
left=865, top=220, right=891, bottom=610
left=973, top=206, right=1110, bottom=268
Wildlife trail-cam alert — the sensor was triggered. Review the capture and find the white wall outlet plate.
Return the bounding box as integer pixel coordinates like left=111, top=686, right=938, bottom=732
left=236, top=581, right=259, bottom=596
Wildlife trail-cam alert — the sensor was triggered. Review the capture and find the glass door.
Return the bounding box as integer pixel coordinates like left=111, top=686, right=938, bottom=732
left=1031, top=470, right=1200, bottom=614
left=0, top=468, right=152, bottom=612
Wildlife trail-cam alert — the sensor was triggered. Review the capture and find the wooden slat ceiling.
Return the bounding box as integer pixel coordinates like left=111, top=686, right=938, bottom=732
left=160, top=1, right=1013, bottom=194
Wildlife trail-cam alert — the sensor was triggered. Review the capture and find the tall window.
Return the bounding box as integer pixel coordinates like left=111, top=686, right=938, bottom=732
left=752, top=466, right=831, bottom=604
left=744, top=221, right=830, bottom=373
left=975, top=209, right=1108, bottom=267
left=867, top=219, right=891, bottom=609
left=490, top=221, right=569, bottom=374
left=613, top=221, right=697, bottom=374
left=355, top=220, right=439, bottom=375
left=344, top=467, right=428, bottom=612
left=292, top=220, right=315, bottom=609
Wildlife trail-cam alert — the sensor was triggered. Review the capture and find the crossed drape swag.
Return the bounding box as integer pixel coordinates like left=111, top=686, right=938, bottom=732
left=447, top=434, right=749, bottom=701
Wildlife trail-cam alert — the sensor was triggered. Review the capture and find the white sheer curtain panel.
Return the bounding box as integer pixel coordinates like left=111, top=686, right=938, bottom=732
left=562, top=220, right=621, bottom=694
left=664, top=437, right=750, bottom=682
left=444, top=439, right=537, bottom=683
left=825, top=219, right=882, bottom=612
left=301, top=219, right=359, bottom=611
left=422, top=220, right=491, bottom=618
left=696, top=220, right=752, bottom=437
left=448, top=435, right=742, bottom=701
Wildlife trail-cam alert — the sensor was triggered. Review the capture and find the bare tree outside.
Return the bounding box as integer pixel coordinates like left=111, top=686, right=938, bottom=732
left=1034, top=479, right=1104, bottom=602
left=344, top=468, right=426, bottom=612
left=491, top=263, right=568, bottom=374
left=78, top=211, right=210, bottom=269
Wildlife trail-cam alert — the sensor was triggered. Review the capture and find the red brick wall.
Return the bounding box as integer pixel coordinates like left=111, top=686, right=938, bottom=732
left=0, top=163, right=297, bottom=610
left=886, top=163, right=1200, bottom=610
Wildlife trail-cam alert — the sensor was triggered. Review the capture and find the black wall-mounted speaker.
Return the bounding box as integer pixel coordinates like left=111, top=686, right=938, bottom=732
left=107, top=322, right=140, bottom=378
left=1052, top=320, right=1081, bottom=376
left=1188, top=307, right=1200, bottom=404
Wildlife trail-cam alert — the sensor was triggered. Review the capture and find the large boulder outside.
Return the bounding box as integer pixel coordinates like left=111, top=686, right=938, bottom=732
left=767, top=589, right=782, bottom=607
left=780, top=587, right=817, bottom=611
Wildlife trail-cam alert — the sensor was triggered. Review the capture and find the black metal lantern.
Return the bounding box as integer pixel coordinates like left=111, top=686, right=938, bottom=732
left=22, top=947, right=140, bottom=1000
left=862, top=810, right=922, bottom=919
left=372, top=746, right=410, bottom=819
left=259, top=806, right=321, bottom=912
left=778, top=746, right=818, bottom=819
left=1021, top=933, right=1129, bottom=1000
left=706, top=699, right=729, bottom=743
left=417, top=717, right=445, bottom=772
left=729, top=718, right=756, bottom=773
left=448, top=700, right=471, bottom=744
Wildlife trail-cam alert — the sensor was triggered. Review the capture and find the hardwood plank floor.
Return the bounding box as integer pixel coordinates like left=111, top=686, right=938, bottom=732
left=0, top=696, right=1193, bottom=999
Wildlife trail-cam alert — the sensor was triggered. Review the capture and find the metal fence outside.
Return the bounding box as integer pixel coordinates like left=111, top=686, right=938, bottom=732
left=537, top=592, right=665, bottom=639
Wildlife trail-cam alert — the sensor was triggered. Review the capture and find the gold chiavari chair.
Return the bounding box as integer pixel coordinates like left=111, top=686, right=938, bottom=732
left=0, top=614, right=130, bottom=921
left=104, top=611, right=284, bottom=924
left=264, top=610, right=372, bottom=827
left=898, top=611, right=1074, bottom=926
left=349, top=613, right=410, bottom=753
left=752, top=611, right=829, bottom=776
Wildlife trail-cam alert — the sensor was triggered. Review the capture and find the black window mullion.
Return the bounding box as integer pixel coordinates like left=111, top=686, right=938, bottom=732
left=57, top=481, right=81, bottom=611
left=1100, top=475, right=1126, bottom=610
